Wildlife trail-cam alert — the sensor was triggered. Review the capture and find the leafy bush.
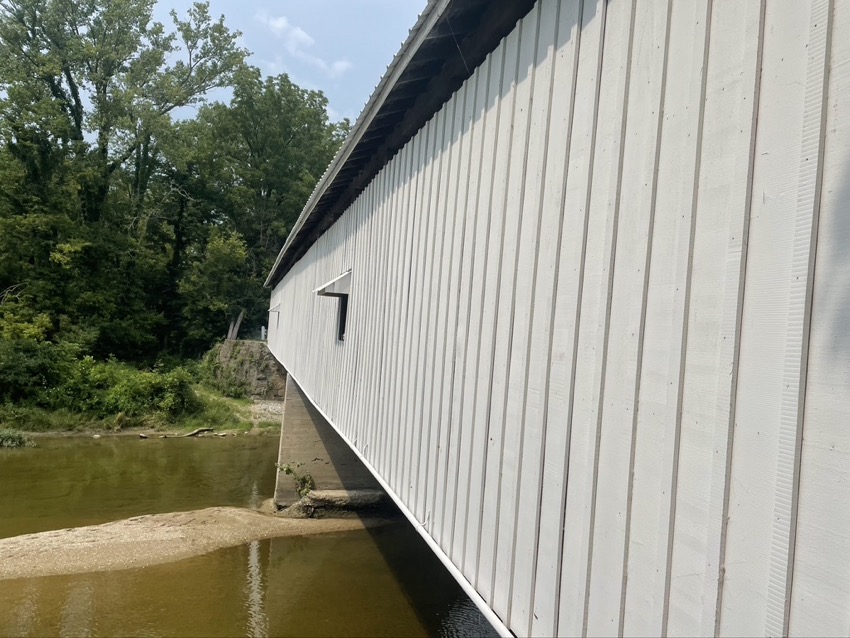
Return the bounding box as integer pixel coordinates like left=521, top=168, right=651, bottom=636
left=0, top=339, right=74, bottom=403
left=103, top=367, right=202, bottom=418
left=0, top=336, right=256, bottom=433
left=0, top=339, right=203, bottom=424
left=0, top=428, right=34, bottom=448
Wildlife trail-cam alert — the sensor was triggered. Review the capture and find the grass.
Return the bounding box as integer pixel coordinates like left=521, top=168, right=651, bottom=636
left=0, top=428, right=35, bottom=448
left=0, top=385, right=276, bottom=435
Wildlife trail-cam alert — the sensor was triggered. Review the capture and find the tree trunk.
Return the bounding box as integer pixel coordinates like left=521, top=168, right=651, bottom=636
left=228, top=309, right=245, bottom=340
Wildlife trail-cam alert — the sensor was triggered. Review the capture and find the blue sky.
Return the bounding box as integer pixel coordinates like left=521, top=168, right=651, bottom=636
left=155, top=1, right=427, bottom=122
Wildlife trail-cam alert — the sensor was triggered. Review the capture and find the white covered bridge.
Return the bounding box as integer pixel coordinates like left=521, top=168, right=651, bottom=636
left=265, top=0, right=850, bottom=635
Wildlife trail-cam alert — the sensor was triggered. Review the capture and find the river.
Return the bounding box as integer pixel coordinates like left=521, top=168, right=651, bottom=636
left=0, top=435, right=496, bottom=637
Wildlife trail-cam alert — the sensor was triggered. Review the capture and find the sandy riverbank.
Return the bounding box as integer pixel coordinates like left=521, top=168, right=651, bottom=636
left=0, top=507, right=388, bottom=581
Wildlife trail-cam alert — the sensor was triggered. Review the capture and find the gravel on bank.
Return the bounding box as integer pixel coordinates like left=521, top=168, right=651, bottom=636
left=0, top=507, right=387, bottom=581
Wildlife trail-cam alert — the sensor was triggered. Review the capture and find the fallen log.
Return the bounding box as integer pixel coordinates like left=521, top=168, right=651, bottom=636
left=182, top=427, right=213, bottom=437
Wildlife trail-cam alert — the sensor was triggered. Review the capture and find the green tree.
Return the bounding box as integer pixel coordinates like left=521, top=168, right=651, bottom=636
left=178, top=228, right=248, bottom=351
left=0, top=0, right=247, bottom=222
left=0, top=0, right=346, bottom=363
left=185, top=68, right=347, bottom=339
left=0, top=0, right=246, bottom=358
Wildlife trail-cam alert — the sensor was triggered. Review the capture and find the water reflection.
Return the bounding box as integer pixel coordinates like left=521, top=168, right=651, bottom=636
left=0, top=436, right=280, bottom=540
left=0, top=524, right=496, bottom=637
left=245, top=540, right=268, bottom=638
left=59, top=579, right=93, bottom=638
left=0, top=437, right=497, bottom=637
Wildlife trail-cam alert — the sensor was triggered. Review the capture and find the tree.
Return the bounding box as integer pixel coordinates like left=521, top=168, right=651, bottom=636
left=0, top=0, right=246, bottom=358
left=178, top=228, right=248, bottom=351
left=185, top=67, right=347, bottom=338
left=0, top=0, right=346, bottom=361
left=0, top=0, right=247, bottom=222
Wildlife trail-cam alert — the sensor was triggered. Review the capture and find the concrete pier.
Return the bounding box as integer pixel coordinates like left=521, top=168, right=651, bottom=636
left=273, top=375, right=381, bottom=509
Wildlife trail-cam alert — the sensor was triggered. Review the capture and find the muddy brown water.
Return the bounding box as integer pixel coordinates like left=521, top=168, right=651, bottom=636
left=0, top=436, right=495, bottom=637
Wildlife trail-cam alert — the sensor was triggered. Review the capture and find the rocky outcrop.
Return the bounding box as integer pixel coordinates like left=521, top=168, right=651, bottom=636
left=206, top=340, right=287, bottom=400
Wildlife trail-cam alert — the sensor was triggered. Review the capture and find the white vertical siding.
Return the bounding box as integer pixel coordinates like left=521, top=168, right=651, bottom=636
left=267, top=1, right=850, bottom=635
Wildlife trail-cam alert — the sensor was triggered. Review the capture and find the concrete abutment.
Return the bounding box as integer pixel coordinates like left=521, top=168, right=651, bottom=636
left=273, top=375, right=385, bottom=515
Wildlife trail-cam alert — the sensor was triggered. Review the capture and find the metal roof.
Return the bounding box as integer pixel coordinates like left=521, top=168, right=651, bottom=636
left=264, top=0, right=537, bottom=288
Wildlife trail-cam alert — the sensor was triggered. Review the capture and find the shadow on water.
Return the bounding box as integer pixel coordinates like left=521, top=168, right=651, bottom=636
left=0, top=523, right=495, bottom=637
left=360, top=511, right=500, bottom=638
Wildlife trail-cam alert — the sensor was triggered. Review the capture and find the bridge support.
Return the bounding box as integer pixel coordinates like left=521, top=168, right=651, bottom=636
left=273, top=375, right=382, bottom=510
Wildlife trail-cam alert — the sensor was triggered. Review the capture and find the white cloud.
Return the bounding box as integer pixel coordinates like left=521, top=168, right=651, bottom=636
left=256, top=12, right=352, bottom=79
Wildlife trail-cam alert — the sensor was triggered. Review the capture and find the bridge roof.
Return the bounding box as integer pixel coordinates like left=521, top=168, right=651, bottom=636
left=264, top=0, right=537, bottom=288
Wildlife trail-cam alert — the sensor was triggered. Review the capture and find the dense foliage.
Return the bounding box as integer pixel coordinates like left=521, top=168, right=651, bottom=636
left=0, top=0, right=346, bottom=430
left=0, top=0, right=346, bottom=368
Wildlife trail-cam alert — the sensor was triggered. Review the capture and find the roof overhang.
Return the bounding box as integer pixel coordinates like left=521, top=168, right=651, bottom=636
left=264, top=0, right=537, bottom=288
left=314, top=270, right=352, bottom=297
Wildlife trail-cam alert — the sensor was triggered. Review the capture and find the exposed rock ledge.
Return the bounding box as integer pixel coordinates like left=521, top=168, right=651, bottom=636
left=0, top=507, right=388, bottom=581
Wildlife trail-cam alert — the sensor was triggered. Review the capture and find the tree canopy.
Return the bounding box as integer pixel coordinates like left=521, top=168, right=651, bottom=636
left=0, top=0, right=346, bottom=361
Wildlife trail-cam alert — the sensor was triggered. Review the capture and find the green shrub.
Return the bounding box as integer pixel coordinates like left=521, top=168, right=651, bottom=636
left=49, top=356, right=120, bottom=415
left=0, top=339, right=74, bottom=403
left=0, top=428, right=34, bottom=448
left=105, top=367, right=202, bottom=418
left=0, top=339, right=237, bottom=431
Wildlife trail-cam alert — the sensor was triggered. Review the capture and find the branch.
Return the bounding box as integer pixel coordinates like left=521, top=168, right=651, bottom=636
left=62, top=66, right=84, bottom=139
left=0, top=283, right=27, bottom=304
left=107, top=142, right=138, bottom=175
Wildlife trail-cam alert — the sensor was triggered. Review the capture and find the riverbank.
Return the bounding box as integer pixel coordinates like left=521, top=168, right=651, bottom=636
left=0, top=345, right=285, bottom=437
left=2, top=393, right=283, bottom=440
left=0, top=507, right=392, bottom=581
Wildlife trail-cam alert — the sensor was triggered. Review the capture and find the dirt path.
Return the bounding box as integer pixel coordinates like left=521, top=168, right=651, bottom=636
left=0, top=507, right=386, bottom=581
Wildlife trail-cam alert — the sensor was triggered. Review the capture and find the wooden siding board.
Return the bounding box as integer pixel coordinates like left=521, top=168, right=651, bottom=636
left=528, top=2, right=585, bottom=636
left=361, top=167, right=383, bottom=465
left=381, top=144, right=409, bottom=484
left=422, top=94, right=459, bottom=532
left=530, top=2, right=600, bottom=635
left=430, top=86, right=468, bottom=541
left=556, top=0, right=630, bottom=632
left=413, top=104, right=449, bottom=522
left=666, top=0, right=764, bottom=634
left=620, top=8, right=708, bottom=633
left=586, top=0, right=669, bottom=634
left=460, top=43, right=506, bottom=583
left=475, top=26, right=521, bottom=606
left=394, top=144, right=418, bottom=482
left=405, top=118, right=438, bottom=518
left=488, top=12, right=540, bottom=620
left=436, top=76, right=476, bottom=549
left=790, top=0, right=848, bottom=633
left=396, top=127, right=426, bottom=505
left=721, top=1, right=830, bottom=634
left=448, top=62, right=489, bottom=561
left=363, top=176, right=386, bottom=461
left=579, top=0, right=639, bottom=633
left=503, top=2, right=559, bottom=632
left=376, top=153, right=402, bottom=476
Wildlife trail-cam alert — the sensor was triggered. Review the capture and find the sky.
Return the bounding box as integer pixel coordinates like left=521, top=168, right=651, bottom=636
left=154, top=1, right=427, bottom=123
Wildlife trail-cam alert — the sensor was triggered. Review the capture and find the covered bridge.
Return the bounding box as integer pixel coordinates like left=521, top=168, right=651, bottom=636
left=266, top=0, right=850, bottom=635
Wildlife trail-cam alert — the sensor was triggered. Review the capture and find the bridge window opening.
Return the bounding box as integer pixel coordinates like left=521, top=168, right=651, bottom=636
left=337, top=295, right=349, bottom=342
left=314, top=270, right=352, bottom=343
